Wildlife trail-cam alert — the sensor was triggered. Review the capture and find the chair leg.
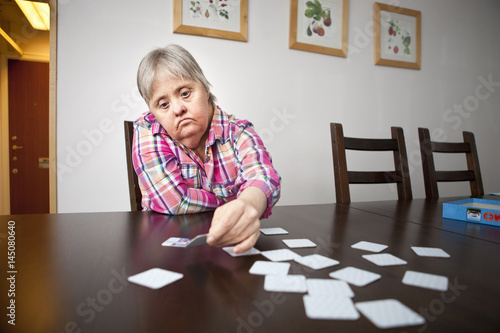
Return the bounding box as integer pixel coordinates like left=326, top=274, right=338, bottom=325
left=463, top=131, right=484, bottom=197
left=418, top=128, right=439, bottom=198
left=392, top=127, right=412, bottom=200
left=330, top=123, right=351, bottom=204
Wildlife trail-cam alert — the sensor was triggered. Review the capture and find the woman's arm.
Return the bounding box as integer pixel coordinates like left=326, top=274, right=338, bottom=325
left=207, top=123, right=281, bottom=252
left=207, top=186, right=267, bottom=253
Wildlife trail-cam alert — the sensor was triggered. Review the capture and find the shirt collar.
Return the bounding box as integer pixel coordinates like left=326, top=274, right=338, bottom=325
left=145, top=112, right=165, bottom=136
left=206, top=106, right=228, bottom=146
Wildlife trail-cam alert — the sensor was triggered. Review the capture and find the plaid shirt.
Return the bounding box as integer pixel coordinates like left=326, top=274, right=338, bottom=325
left=132, top=106, right=281, bottom=217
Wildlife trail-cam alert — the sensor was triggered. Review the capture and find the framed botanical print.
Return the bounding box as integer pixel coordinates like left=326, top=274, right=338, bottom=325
left=289, top=0, right=349, bottom=57
left=173, top=0, right=248, bottom=42
left=374, top=2, right=421, bottom=69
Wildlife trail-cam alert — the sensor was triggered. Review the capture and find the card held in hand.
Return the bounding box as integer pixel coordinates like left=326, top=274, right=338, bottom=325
left=162, top=234, right=208, bottom=247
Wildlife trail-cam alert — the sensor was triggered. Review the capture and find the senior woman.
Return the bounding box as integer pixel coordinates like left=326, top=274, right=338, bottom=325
left=133, top=44, right=281, bottom=253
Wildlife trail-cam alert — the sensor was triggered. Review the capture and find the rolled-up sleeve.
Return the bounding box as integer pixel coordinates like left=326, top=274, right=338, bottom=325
left=233, top=124, right=281, bottom=218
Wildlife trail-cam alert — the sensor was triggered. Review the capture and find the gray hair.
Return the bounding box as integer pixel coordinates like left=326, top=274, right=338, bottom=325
left=137, top=44, right=216, bottom=106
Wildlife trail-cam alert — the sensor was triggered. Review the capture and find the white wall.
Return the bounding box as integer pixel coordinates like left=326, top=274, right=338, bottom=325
left=57, top=0, right=500, bottom=213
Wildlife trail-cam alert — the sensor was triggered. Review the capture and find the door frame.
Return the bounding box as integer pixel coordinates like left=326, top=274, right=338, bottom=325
left=0, top=0, right=57, bottom=214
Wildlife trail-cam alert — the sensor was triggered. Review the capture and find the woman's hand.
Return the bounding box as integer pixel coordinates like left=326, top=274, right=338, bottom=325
left=207, top=187, right=267, bottom=253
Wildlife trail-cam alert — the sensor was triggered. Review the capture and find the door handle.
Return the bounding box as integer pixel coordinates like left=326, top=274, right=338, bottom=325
left=12, top=145, right=23, bottom=150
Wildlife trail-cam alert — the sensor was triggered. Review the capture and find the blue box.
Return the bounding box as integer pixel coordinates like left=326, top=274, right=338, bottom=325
left=443, top=198, right=500, bottom=227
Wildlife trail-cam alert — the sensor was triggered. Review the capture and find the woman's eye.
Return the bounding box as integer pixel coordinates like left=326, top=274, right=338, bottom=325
left=160, top=102, right=168, bottom=108
left=181, top=91, right=190, bottom=98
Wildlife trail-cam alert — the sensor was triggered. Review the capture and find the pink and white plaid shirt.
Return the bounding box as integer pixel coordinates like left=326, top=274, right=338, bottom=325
left=132, top=106, right=281, bottom=217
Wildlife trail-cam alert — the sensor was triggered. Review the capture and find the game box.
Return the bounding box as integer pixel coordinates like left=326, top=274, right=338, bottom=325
left=443, top=198, right=500, bottom=227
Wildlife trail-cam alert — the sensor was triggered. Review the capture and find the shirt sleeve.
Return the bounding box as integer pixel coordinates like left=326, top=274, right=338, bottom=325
left=233, top=123, right=281, bottom=218
left=132, top=121, right=222, bottom=215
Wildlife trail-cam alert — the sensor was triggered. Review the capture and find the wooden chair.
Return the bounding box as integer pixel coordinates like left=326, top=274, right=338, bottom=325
left=330, top=123, right=413, bottom=204
left=418, top=127, right=483, bottom=198
left=124, top=121, right=142, bottom=211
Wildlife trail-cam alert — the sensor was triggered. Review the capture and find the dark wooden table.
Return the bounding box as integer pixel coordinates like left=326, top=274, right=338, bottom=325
left=2, top=202, right=500, bottom=333
left=342, top=196, right=500, bottom=244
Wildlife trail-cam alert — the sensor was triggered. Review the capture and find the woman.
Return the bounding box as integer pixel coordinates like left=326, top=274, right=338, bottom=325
left=133, top=44, right=281, bottom=253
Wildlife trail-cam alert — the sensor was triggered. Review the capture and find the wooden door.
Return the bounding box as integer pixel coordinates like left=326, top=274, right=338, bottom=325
left=8, top=59, right=50, bottom=214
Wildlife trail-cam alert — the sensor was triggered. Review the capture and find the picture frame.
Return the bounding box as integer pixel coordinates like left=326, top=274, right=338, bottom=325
left=173, top=0, right=248, bottom=42
left=374, top=2, right=421, bottom=69
left=289, top=0, right=349, bottom=57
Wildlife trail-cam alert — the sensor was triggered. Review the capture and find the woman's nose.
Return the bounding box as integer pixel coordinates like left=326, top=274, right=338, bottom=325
left=172, top=100, right=186, bottom=116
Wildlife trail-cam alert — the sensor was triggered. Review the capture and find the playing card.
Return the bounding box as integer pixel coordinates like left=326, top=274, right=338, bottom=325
left=303, top=295, right=360, bottom=320
left=355, top=299, right=425, bottom=329
left=362, top=253, right=407, bottom=266
left=260, top=227, right=289, bottom=235
left=223, top=246, right=261, bottom=257
left=162, top=237, right=192, bottom=247
left=249, top=261, right=290, bottom=276
left=294, top=254, right=339, bottom=270
left=306, top=278, right=354, bottom=297
left=282, top=239, right=316, bottom=248
left=411, top=246, right=451, bottom=258
left=162, top=234, right=208, bottom=247
left=186, top=234, right=208, bottom=247
left=261, top=249, right=301, bottom=262
left=329, top=267, right=381, bottom=287
left=351, top=241, right=388, bottom=253
left=127, top=268, right=183, bottom=289
left=264, top=275, right=307, bottom=293
left=402, top=270, right=449, bottom=291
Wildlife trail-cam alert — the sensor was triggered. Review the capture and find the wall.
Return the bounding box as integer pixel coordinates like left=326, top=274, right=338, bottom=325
left=56, top=0, right=500, bottom=213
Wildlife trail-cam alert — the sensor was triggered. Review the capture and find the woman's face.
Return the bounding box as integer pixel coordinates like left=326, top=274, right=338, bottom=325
left=148, top=73, right=213, bottom=150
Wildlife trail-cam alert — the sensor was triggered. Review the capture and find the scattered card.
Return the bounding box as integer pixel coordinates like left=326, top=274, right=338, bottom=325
left=362, top=253, right=407, bottom=267
left=411, top=246, right=451, bottom=258
left=294, top=254, right=339, bottom=270
left=351, top=241, right=388, bottom=253
left=304, top=295, right=360, bottom=320
left=223, top=246, right=261, bottom=257
left=264, top=275, right=307, bottom=293
left=261, top=249, right=301, bottom=262
left=306, top=278, right=354, bottom=297
left=329, top=267, right=381, bottom=287
left=260, top=227, right=289, bottom=235
left=355, top=299, right=425, bottom=329
left=162, top=234, right=208, bottom=247
left=249, top=261, right=290, bottom=276
left=127, top=268, right=183, bottom=289
left=282, top=238, right=316, bottom=248
left=402, top=270, right=449, bottom=291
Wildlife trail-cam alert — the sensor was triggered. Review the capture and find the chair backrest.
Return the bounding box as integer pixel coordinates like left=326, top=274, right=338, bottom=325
left=418, top=127, right=484, bottom=198
left=124, top=121, right=143, bottom=211
left=330, top=123, right=413, bottom=204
